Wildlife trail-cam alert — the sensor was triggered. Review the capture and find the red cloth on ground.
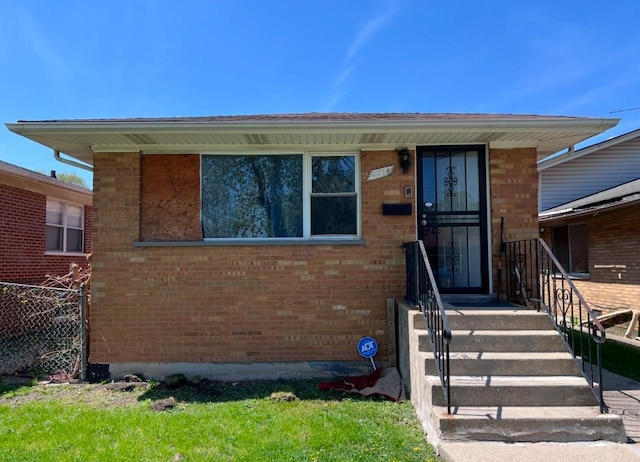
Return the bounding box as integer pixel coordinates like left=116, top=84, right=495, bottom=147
left=318, top=367, right=406, bottom=402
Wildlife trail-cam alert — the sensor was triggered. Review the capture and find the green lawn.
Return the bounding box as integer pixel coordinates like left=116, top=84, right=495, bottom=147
left=0, top=378, right=440, bottom=462
left=566, top=329, right=640, bottom=382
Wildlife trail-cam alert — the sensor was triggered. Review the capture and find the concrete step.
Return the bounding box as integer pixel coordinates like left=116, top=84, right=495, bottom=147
left=447, top=309, right=553, bottom=331
left=419, top=330, right=568, bottom=353
left=432, top=405, right=627, bottom=442
left=430, top=375, right=599, bottom=407
left=412, top=309, right=553, bottom=331
left=422, top=351, right=581, bottom=376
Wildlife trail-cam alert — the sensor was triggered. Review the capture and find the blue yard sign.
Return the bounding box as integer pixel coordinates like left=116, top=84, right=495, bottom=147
left=357, top=336, right=378, bottom=370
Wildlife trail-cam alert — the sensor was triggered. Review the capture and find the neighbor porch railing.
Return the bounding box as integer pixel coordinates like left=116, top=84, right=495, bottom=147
left=404, top=240, right=452, bottom=414
left=504, top=238, right=607, bottom=412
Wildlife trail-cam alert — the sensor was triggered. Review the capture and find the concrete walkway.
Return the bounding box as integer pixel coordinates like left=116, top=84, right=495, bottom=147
left=438, top=368, right=640, bottom=462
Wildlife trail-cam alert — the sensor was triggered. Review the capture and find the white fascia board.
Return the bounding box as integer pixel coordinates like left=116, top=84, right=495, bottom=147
left=6, top=117, right=620, bottom=136
left=539, top=208, right=573, bottom=219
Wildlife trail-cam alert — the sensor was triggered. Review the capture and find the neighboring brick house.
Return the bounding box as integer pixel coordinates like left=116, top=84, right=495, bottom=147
left=539, top=128, right=640, bottom=334
left=0, top=160, right=92, bottom=284
left=6, top=113, right=618, bottom=379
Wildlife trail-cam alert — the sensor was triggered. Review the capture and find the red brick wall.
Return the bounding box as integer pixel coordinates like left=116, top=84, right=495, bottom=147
left=90, top=151, right=416, bottom=364
left=90, top=147, right=541, bottom=365
left=489, top=148, right=539, bottom=292
left=542, top=203, right=640, bottom=313
left=0, top=184, right=92, bottom=284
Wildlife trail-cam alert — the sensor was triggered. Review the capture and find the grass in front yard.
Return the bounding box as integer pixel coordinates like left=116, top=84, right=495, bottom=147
left=0, top=378, right=440, bottom=462
left=567, top=329, right=640, bottom=382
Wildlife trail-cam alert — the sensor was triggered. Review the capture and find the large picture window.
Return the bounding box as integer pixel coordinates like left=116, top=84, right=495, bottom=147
left=201, top=153, right=359, bottom=239
left=46, top=199, right=84, bottom=253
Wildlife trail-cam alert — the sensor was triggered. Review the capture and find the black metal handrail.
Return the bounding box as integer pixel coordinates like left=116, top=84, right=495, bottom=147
left=404, top=240, right=452, bottom=414
left=505, top=238, right=607, bottom=412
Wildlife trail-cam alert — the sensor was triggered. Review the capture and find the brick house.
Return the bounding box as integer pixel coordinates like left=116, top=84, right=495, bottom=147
left=539, top=129, right=640, bottom=334
left=0, top=160, right=92, bottom=284
left=6, top=113, right=618, bottom=379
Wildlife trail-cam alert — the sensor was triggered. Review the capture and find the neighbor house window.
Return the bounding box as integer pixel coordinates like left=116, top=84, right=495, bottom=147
left=201, top=153, right=359, bottom=239
left=46, top=199, right=84, bottom=253
left=552, top=223, right=588, bottom=273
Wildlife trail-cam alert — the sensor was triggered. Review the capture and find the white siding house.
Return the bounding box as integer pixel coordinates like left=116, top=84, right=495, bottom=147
left=538, top=128, right=640, bottom=211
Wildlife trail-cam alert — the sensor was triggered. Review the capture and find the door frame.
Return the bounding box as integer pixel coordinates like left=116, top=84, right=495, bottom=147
left=416, top=145, right=490, bottom=294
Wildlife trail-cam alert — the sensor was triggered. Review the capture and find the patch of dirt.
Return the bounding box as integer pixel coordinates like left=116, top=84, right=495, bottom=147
left=1, top=376, right=334, bottom=408
left=0, top=379, right=151, bottom=408
left=151, top=396, right=176, bottom=411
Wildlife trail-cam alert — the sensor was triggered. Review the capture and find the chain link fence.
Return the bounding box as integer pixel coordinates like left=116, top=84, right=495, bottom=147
left=0, top=282, right=87, bottom=379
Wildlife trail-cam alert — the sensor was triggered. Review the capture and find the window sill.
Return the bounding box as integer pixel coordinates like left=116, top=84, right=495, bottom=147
left=134, top=239, right=367, bottom=247
left=553, top=273, right=590, bottom=281
left=45, top=251, right=90, bottom=257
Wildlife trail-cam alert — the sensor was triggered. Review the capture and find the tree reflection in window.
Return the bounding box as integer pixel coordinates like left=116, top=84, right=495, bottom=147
left=202, top=155, right=303, bottom=238
left=311, top=155, right=357, bottom=235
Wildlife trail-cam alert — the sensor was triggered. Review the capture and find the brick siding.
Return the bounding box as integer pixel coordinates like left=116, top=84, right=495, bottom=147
left=490, top=148, right=539, bottom=293
left=0, top=184, right=92, bottom=284
left=542, top=203, right=640, bottom=313
left=90, top=147, right=540, bottom=365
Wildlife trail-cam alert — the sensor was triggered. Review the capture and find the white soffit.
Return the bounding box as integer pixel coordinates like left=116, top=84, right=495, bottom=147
left=6, top=115, right=620, bottom=167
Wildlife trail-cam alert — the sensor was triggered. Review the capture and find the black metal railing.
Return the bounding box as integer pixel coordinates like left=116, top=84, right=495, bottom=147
left=404, top=241, right=452, bottom=414
left=505, top=238, right=607, bottom=412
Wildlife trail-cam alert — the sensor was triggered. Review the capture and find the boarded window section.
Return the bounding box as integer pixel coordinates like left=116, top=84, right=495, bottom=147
left=311, top=155, right=357, bottom=235
left=201, top=155, right=303, bottom=238
left=46, top=200, right=84, bottom=252
left=552, top=224, right=588, bottom=273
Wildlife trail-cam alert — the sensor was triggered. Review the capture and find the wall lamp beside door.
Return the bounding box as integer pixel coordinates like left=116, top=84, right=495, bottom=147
left=397, top=148, right=411, bottom=173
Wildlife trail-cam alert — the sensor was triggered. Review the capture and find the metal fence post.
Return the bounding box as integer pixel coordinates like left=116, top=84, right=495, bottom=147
left=79, top=283, right=87, bottom=381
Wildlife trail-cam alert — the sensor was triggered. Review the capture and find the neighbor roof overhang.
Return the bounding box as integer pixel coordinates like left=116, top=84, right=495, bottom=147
left=0, top=160, right=92, bottom=205
left=539, top=178, right=640, bottom=223
left=6, top=113, right=620, bottom=169
left=538, top=127, right=640, bottom=171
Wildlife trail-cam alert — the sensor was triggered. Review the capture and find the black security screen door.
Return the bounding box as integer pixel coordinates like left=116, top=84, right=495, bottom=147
left=417, top=146, right=489, bottom=293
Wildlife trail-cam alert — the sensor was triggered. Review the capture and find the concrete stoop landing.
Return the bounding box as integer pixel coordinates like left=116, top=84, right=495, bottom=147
left=408, top=300, right=627, bottom=444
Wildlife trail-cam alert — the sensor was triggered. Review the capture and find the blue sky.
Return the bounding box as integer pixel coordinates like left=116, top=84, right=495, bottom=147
left=1, top=0, right=639, bottom=187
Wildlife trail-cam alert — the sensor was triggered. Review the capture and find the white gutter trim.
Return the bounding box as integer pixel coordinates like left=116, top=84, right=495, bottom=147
left=6, top=117, right=620, bottom=135
left=54, top=150, right=94, bottom=172
left=539, top=208, right=573, bottom=218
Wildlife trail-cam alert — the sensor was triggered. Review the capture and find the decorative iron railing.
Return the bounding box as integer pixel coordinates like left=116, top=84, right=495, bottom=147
left=404, top=241, right=452, bottom=413
left=504, top=238, right=606, bottom=412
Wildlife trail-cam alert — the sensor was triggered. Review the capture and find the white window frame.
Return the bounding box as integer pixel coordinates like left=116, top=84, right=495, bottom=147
left=45, top=198, right=85, bottom=254
left=200, top=151, right=361, bottom=241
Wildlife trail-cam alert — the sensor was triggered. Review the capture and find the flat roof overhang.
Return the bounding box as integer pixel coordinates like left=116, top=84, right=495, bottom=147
left=6, top=113, right=620, bottom=168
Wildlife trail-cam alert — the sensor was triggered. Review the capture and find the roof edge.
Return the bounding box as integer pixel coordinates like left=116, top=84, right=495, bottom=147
left=538, top=126, right=640, bottom=171
left=6, top=115, right=620, bottom=135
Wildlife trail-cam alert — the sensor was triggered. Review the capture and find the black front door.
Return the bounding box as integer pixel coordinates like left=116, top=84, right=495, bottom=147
left=417, top=145, right=489, bottom=293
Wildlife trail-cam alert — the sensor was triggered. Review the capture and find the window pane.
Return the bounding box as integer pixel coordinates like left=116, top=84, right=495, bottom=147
left=46, top=226, right=63, bottom=251
left=570, top=224, right=588, bottom=273
left=311, top=196, right=357, bottom=235
left=436, top=152, right=453, bottom=212
left=465, top=150, right=480, bottom=211
left=66, top=205, right=83, bottom=228
left=312, top=156, right=355, bottom=193
left=202, top=155, right=303, bottom=238
left=67, top=229, right=83, bottom=252
left=46, top=201, right=64, bottom=225
left=552, top=226, right=570, bottom=272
